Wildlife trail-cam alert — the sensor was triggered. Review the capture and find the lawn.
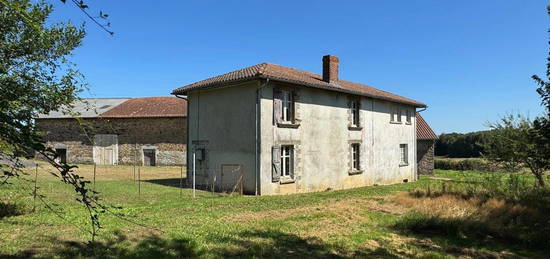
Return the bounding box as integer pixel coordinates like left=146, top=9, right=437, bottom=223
left=0, top=165, right=548, bottom=258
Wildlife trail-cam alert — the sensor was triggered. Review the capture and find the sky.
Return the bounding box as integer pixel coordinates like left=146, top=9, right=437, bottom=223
left=48, top=0, right=549, bottom=134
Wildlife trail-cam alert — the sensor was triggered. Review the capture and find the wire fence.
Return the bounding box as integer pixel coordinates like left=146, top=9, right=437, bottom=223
left=21, top=160, right=245, bottom=208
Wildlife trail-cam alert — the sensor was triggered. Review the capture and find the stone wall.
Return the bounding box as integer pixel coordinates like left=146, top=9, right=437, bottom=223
left=417, top=140, right=435, bottom=175
left=36, top=117, right=186, bottom=166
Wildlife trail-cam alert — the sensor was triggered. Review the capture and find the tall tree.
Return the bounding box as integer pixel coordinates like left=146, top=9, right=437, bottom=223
left=0, top=0, right=104, bottom=241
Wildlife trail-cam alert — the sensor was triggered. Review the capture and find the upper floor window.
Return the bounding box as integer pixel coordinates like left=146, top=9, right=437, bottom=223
left=391, top=106, right=401, bottom=123
left=282, top=90, right=294, bottom=122
left=399, top=144, right=408, bottom=166
left=405, top=109, right=412, bottom=124
left=351, top=100, right=360, bottom=127
left=274, top=89, right=297, bottom=126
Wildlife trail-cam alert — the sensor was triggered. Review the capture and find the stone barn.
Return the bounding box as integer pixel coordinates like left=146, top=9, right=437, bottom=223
left=416, top=112, right=438, bottom=175
left=172, top=55, right=431, bottom=195
left=36, top=97, right=187, bottom=166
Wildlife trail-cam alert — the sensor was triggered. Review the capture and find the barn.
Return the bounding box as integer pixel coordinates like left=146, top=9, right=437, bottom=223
left=35, top=97, right=187, bottom=166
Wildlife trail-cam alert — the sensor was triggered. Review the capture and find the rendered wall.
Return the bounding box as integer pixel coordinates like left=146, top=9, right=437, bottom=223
left=36, top=117, right=186, bottom=166
left=259, top=82, right=417, bottom=195
left=186, top=81, right=258, bottom=194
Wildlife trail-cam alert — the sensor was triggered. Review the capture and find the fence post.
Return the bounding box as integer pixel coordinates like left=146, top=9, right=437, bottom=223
left=138, top=165, right=141, bottom=197
left=193, top=152, right=196, bottom=199
left=179, top=164, right=183, bottom=197
left=32, top=164, right=38, bottom=212
left=93, top=163, right=97, bottom=192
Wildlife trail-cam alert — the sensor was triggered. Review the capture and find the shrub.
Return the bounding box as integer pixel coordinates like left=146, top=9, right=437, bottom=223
left=434, top=158, right=499, bottom=172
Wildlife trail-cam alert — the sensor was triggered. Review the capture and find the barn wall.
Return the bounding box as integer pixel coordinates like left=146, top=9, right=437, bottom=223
left=35, top=117, right=186, bottom=166
left=417, top=140, right=435, bottom=175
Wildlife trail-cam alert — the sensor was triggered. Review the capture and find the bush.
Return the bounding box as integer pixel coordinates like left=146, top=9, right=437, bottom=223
left=434, top=158, right=499, bottom=172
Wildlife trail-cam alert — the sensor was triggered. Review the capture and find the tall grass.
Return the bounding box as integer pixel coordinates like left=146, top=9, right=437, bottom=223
left=395, top=171, right=550, bottom=249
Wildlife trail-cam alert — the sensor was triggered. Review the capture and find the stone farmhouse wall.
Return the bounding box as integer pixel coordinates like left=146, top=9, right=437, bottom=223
left=416, top=140, right=435, bottom=175
left=36, top=117, right=186, bottom=166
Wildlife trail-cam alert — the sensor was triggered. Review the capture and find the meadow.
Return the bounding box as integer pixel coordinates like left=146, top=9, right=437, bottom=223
left=0, top=164, right=548, bottom=258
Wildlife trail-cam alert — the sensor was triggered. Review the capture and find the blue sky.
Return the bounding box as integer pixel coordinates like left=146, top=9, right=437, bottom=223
left=49, top=0, right=549, bottom=134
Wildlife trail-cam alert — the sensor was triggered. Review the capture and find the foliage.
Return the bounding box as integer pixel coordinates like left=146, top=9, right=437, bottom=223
left=0, top=0, right=106, bottom=241
left=434, top=158, right=499, bottom=172
left=434, top=131, right=492, bottom=158
left=483, top=114, right=548, bottom=186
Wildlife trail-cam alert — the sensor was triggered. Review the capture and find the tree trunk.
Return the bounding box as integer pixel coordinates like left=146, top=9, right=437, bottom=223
left=533, top=171, right=545, bottom=188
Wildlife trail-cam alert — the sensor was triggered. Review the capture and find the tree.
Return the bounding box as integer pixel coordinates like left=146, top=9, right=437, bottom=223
left=0, top=0, right=104, bottom=241
left=483, top=115, right=547, bottom=186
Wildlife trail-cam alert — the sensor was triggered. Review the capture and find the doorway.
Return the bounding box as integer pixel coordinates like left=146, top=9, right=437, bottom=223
left=143, top=149, right=156, bottom=166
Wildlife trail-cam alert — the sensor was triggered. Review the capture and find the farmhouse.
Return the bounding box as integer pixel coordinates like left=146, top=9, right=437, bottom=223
left=36, top=97, right=187, bottom=166
left=173, top=55, right=432, bottom=195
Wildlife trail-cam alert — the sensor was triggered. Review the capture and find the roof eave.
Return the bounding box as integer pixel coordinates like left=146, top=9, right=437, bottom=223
left=173, top=75, right=427, bottom=108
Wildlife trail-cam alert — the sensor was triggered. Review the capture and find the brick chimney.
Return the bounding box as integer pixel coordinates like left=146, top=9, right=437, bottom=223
left=322, top=55, right=339, bottom=83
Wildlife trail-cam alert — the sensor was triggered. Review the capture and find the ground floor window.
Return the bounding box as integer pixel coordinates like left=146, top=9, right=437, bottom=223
left=281, top=145, right=294, bottom=178
left=400, top=144, right=408, bottom=166
left=351, top=143, right=360, bottom=170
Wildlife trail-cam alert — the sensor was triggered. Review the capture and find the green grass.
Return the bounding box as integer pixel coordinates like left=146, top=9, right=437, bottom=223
left=0, top=169, right=548, bottom=258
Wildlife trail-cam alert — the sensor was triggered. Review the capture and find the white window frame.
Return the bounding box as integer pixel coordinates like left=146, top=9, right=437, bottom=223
left=281, top=145, right=294, bottom=178
left=399, top=144, right=408, bottom=166
left=351, top=100, right=360, bottom=127
left=282, top=90, right=294, bottom=123
left=351, top=143, right=360, bottom=171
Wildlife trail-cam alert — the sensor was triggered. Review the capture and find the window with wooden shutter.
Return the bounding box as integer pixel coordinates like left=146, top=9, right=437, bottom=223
left=272, top=146, right=281, bottom=182
left=273, top=89, right=283, bottom=124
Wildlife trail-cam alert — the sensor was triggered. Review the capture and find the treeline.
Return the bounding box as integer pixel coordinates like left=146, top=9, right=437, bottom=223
left=434, top=131, right=494, bottom=158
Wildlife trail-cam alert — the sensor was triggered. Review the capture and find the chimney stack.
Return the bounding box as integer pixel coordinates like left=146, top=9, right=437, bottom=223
left=322, top=55, right=339, bottom=83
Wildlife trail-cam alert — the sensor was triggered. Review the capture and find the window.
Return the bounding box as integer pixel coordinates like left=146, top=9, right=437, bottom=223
left=390, top=106, right=401, bottom=123
left=351, top=100, right=360, bottom=127
left=399, top=144, right=408, bottom=166
left=281, top=145, right=294, bottom=178
left=282, top=90, right=294, bottom=122
left=143, top=149, right=156, bottom=166
left=351, top=143, right=360, bottom=171
left=406, top=109, right=412, bottom=124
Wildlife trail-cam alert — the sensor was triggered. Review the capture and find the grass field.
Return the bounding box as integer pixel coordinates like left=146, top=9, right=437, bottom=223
left=0, top=164, right=548, bottom=258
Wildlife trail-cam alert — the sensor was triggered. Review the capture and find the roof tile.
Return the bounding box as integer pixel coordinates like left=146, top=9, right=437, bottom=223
left=172, top=63, right=426, bottom=107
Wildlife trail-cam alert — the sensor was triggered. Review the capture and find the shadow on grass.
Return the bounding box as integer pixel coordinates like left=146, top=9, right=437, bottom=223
left=1, top=229, right=404, bottom=258
left=0, top=202, right=25, bottom=219
left=144, top=178, right=186, bottom=188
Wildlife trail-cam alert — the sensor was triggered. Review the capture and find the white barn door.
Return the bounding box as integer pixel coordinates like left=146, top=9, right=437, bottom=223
left=93, top=134, right=118, bottom=165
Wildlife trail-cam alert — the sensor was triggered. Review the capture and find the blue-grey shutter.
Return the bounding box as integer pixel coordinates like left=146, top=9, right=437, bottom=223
left=273, top=89, right=283, bottom=124
left=272, top=146, right=281, bottom=182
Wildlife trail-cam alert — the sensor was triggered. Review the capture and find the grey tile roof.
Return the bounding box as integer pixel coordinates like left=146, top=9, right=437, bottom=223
left=37, top=98, right=130, bottom=118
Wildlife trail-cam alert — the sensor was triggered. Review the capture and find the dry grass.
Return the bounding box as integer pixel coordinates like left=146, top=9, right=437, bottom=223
left=391, top=191, right=540, bottom=224
left=23, top=163, right=185, bottom=181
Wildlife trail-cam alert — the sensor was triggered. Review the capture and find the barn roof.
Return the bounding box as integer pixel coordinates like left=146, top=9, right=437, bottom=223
left=100, top=97, right=187, bottom=118
left=416, top=112, right=438, bottom=140
left=172, top=63, right=426, bottom=107
left=37, top=97, right=187, bottom=119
